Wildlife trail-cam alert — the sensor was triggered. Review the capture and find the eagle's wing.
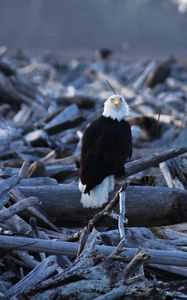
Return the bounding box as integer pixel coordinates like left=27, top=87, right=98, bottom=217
left=80, top=117, right=132, bottom=193
left=80, top=117, right=109, bottom=189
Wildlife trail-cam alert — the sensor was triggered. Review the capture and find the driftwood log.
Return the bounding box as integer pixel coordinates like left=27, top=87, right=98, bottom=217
left=124, top=147, right=187, bottom=178
left=5, top=255, right=58, bottom=298
left=0, top=48, right=187, bottom=299
left=16, top=147, right=187, bottom=227
left=0, top=235, right=187, bottom=267
left=17, top=184, right=187, bottom=227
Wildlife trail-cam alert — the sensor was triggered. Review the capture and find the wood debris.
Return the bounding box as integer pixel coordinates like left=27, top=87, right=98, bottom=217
left=0, top=49, right=186, bottom=299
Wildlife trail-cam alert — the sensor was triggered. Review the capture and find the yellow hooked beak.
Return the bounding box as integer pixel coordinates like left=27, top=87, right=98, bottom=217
left=112, top=98, right=121, bottom=107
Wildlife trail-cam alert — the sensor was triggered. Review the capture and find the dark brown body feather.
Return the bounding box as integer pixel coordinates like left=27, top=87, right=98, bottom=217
left=80, top=116, right=132, bottom=194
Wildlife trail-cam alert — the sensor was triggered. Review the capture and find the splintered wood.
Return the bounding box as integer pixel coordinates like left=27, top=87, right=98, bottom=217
left=0, top=49, right=187, bottom=299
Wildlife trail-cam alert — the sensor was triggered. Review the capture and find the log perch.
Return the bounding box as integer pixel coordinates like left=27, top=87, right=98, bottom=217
left=17, top=146, right=187, bottom=227
left=17, top=184, right=187, bottom=227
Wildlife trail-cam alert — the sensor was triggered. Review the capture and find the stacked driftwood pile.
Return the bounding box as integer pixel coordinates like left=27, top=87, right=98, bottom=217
left=0, top=46, right=187, bottom=299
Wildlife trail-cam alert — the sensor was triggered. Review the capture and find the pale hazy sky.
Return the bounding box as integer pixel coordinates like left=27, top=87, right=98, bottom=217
left=0, top=0, right=186, bottom=56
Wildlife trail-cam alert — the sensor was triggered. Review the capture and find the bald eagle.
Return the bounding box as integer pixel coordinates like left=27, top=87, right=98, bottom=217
left=79, top=94, right=132, bottom=208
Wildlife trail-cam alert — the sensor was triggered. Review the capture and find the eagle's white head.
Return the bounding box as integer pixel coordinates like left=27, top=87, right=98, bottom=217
left=102, top=94, right=130, bottom=121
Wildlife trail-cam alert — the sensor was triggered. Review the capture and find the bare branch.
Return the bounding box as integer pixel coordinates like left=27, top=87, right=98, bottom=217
left=0, top=197, right=39, bottom=223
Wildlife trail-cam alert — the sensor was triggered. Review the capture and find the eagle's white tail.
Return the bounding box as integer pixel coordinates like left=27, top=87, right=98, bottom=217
left=79, top=176, right=115, bottom=208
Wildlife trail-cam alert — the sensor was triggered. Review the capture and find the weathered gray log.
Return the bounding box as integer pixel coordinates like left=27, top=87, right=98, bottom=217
left=149, top=264, right=187, bottom=278
left=14, top=250, right=39, bottom=269
left=45, top=163, right=77, bottom=177
left=18, top=160, right=31, bottom=179
left=19, top=177, right=58, bottom=186
left=16, top=146, right=187, bottom=227
left=0, top=197, right=39, bottom=222
left=0, top=175, right=21, bottom=194
left=101, top=228, right=178, bottom=251
left=13, top=104, right=32, bottom=124
left=0, top=72, right=44, bottom=108
left=10, top=189, right=59, bottom=232
left=125, top=147, right=187, bottom=178
left=160, top=158, right=186, bottom=190
left=95, top=286, right=126, bottom=300
left=5, top=255, right=58, bottom=299
left=0, top=235, right=187, bottom=267
left=147, top=59, right=172, bottom=88
left=0, top=161, right=30, bottom=208
left=57, top=95, right=96, bottom=109
left=44, top=104, right=84, bottom=135
left=3, top=210, right=31, bottom=234
left=17, top=184, right=187, bottom=227
left=24, top=129, right=49, bottom=147
left=159, top=161, right=185, bottom=190
left=6, top=232, right=108, bottom=299
left=132, top=61, right=157, bottom=90
left=27, top=161, right=45, bottom=178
